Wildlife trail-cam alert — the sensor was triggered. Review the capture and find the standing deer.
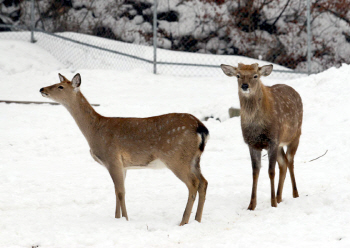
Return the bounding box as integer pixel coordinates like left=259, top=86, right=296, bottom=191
left=40, top=73, right=209, bottom=225
left=220, top=63, right=303, bottom=210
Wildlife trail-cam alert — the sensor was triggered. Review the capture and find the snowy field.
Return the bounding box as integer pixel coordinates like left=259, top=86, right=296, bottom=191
left=1, top=39, right=350, bottom=248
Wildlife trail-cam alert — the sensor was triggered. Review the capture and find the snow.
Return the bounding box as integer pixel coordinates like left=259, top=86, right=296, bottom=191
left=1, top=37, right=350, bottom=248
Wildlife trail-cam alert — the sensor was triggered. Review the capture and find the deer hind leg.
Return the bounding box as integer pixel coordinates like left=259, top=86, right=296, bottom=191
left=276, top=147, right=288, bottom=203
left=268, top=145, right=278, bottom=208
left=181, top=173, right=199, bottom=226
left=109, top=165, right=128, bottom=221
left=286, top=135, right=300, bottom=198
left=192, top=157, right=208, bottom=223
left=168, top=163, right=199, bottom=226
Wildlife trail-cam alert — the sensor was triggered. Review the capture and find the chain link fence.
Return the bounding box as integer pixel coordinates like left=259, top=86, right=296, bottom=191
left=1, top=0, right=349, bottom=77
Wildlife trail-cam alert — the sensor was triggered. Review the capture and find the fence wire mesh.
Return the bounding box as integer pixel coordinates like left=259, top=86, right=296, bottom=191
left=1, top=0, right=349, bottom=77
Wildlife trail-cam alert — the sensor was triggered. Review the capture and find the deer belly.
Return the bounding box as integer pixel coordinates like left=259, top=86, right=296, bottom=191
left=125, top=159, right=167, bottom=170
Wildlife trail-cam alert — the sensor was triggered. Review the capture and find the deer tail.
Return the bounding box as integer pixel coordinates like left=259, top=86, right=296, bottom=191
left=197, top=123, right=209, bottom=152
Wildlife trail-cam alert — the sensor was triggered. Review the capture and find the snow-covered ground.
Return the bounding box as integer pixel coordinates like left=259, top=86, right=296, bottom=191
left=1, top=38, right=350, bottom=248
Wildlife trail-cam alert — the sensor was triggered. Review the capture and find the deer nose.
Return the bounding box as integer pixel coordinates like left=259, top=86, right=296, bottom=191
left=40, top=88, right=44, bottom=92
left=241, top=84, right=249, bottom=90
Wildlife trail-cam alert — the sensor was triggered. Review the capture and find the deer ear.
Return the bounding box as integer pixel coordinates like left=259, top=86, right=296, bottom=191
left=259, top=64, right=273, bottom=76
left=252, top=63, right=259, bottom=70
left=220, top=64, right=237, bottom=77
left=58, top=73, right=67, bottom=82
left=71, top=73, right=81, bottom=88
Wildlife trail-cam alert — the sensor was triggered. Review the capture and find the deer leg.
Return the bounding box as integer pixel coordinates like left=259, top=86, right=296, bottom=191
left=180, top=173, right=199, bottom=226
left=115, top=198, right=121, bottom=218
left=192, top=158, right=208, bottom=223
left=170, top=167, right=199, bottom=226
left=286, top=136, right=300, bottom=198
left=115, top=170, right=127, bottom=218
left=268, top=145, right=278, bottom=208
left=166, top=159, right=200, bottom=226
left=195, top=173, right=208, bottom=223
left=248, top=147, right=261, bottom=210
left=109, top=166, right=128, bottom=221
left=276, top=147, right=288, bottom=203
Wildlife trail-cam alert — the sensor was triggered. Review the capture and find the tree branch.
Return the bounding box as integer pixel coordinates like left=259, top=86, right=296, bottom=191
left=314, top=2, right=350, bottom=25
left=309, top=150, right=328, bottom=162
left=324, top=8, right=350, bottom=25
left=271, top=0, right=291, bottom=27
left=78, top=0, right=96, bottom=29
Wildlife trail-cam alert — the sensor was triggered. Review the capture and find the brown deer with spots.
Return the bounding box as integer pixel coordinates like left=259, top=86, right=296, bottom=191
left=40, top=73, right=209, bottom=225
left=221, top=63, right=303, bottom=210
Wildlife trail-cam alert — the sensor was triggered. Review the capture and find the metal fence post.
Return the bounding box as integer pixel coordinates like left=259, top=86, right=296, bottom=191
left=30, top=0, right=35, bottom=43
left=153, top=0, right=157, bottom=74
left=307, top=0, right=311, bottom=75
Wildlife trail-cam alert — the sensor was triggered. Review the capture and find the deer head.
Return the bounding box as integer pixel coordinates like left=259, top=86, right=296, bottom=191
left=221, top=63, right=273, bottom=96
left=40, top=73, right=81, bottom=105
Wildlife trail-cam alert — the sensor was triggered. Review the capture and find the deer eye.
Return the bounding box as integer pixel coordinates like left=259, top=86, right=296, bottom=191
left=253, top=75, right=258, bottom=79
left=58, top=86, right=64, bottom=89
left=237, top=74, right=240, bottom=79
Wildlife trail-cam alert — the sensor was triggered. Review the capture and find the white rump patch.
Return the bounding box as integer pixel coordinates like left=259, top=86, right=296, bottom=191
left=197, top=133, right=202, bottom=145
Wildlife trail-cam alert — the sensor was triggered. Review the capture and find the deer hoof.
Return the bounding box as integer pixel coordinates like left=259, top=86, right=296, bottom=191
left=247, top=202, right=256, bottom=210
left=293, top=191, right=299, bottom=198
left=179, top=221, right=188, bottom=226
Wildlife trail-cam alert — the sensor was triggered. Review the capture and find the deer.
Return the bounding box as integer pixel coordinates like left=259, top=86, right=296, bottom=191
left=39, top=73, right=209, bottom=226
left=220, top=63, right=303, bottom=210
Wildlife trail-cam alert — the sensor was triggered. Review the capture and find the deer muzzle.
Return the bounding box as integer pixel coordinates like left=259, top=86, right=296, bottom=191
left=40, top=88, right=49, bottom=97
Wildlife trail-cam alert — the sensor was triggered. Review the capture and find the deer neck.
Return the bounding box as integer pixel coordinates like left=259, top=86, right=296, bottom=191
left=239, top=83, right=272, bottom=125
left=63, top=91, right=105, bottom=146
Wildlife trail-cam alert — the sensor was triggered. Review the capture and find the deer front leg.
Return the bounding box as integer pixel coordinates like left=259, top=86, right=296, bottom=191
left=114, top=170, right=127, bottom=218
left=115, top=197, right=121, bottom=218
left=248, top=147, right=261, bottom=210
left=109, top=165, right=128, bottom=221
left=268, top=144, right=278, bottom=208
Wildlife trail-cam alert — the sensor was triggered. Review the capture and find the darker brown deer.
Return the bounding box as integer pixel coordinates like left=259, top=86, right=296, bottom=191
left=40, top=73, right=209, bottom=225
left=221, top=63, right=303, bottom=210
